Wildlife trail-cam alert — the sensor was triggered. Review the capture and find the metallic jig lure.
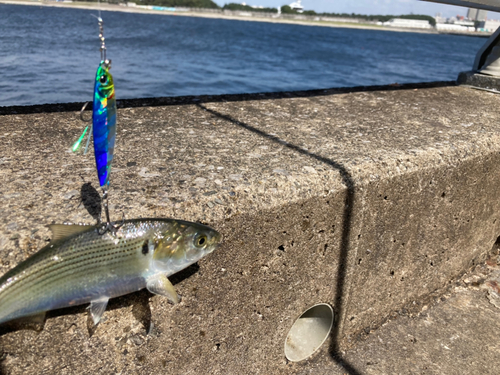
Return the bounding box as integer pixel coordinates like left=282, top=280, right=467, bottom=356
left=92, top=16, right=116, bottom=195
left=93, top=59, right=116, bottom=190
left=73, top=16, right=117, bottom=228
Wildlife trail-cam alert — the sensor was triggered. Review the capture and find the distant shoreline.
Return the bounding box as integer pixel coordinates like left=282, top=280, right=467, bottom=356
left=0, top=0, right=491, bottom=37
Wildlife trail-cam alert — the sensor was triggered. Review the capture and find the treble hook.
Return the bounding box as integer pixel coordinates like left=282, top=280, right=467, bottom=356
left=97, top=188, right=125, bottom=235
left=79, top=101, right=91, bottom=122
left=71, top=102, right=93, bottom=154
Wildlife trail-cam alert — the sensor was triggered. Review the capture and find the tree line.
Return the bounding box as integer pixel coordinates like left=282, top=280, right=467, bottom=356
left=74, top=0, right=221, bottom=8
left=280, top=7, right=436, bottom=25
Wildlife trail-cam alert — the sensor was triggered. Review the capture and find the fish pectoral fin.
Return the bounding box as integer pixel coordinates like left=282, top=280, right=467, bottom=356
left=89, top=297, right=109, bottom=326
left=146, top=274, right=179, bottom=304
left=48, top=223, right=94, bottom=242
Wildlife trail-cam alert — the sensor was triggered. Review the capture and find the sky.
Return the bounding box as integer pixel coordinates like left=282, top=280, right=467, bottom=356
left=212, top=0, right=471, bottom=17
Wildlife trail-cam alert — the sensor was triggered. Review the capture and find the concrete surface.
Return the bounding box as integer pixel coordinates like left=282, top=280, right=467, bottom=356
left=345, top=287, right=500, bottom=375
left=458, top=71, right=500, bottom=92
left=1, top=82, right=500, bottom=373
left=315, top=252, right=500, bottom=375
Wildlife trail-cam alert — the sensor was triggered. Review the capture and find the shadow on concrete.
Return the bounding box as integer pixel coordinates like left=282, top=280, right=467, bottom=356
left=195, top=103, right=361, bottom=375
left=80, top=182, right=102, bottom=223
left=170, top=263, right=200, bottom=286
left=0, top=81, right=455, bottom=116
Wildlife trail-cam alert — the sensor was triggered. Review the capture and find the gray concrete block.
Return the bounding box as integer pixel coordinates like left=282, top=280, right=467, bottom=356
left=0, top=83, right=499, bottom=373
left=315, top=257, right=500, bottom=375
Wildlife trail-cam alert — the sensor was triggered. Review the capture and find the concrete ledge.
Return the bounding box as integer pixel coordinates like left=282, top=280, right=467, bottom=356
left=0, top=81, right=454, bottom=115
left=1, top=82, right=499, bottom=373
left=458, top=70, right=500, bottom=92
left=315, top=255, right=500, bottom=374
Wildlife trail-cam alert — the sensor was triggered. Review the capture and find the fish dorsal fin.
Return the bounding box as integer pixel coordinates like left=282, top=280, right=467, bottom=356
left=48, top=223, right=94, bottom=242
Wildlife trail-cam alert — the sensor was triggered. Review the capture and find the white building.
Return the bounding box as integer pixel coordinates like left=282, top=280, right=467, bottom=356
left=478, top=19, right=500, bottom=32
left=436, top=23, right=475, bottom=32
left=435, top=15, right=447, bottom=24
left=455, top=20, right=475, bottom=27
left=383, top=18, right=432, bottom=29
left=289, top=0, right=303, bottom=12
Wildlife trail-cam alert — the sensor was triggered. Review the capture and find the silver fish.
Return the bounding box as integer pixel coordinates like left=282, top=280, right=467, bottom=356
left=0, top=218, right=221, bottom=325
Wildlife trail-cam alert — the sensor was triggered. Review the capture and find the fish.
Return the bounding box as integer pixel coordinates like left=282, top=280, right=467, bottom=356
left=92, top=60, right=117, bottom=189
left=0, top=218, right=221, bottom=326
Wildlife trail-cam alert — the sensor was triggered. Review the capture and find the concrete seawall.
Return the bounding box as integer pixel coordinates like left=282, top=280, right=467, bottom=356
left=0, top=82, right=499, bottom=373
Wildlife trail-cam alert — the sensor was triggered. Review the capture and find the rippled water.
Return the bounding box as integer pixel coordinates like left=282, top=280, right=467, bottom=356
left=0, top=4, right=485, bottom=106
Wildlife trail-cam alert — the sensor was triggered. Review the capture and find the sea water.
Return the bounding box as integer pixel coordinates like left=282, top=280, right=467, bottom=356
left=0, top=4, right=485, bottom=106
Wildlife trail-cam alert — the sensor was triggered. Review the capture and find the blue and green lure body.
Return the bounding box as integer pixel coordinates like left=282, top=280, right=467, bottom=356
left=92, top=61, right=116, bottom=188
left=72, top=16, right=118, bottom=226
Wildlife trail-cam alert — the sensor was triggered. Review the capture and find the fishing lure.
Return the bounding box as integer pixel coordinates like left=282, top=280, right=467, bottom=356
left=93, top=61, right=117, bottom=226
left=73, top=16, right=117, bottom=229
left=93, top=17, right=117, bottom=228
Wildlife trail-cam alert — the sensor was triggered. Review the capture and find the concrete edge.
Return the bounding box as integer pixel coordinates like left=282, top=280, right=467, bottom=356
left=0, top=81, right=456, bottom=116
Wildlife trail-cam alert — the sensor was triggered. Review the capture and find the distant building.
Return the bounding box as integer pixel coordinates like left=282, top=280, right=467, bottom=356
left=478, top=19, right=500, bottom=32
left=289, top=0, right=303, bottom=13
left=467, top=8, right=477, bottom=20
left=477, top=10, right=488, bottom=21
left=382, top=18, right=431, bottom=29
left=455, top=20, right=474, bottom=27
left=468, top=8, right=487, bottom=21
left=436, top=23, right=475, bottom=32
left=435, top=14, right=447, bottom=24
left=436, top=13, right=476, bottom=32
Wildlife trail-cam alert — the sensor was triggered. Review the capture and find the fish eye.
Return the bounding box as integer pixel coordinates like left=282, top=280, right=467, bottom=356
left=99, top=75, right=108, bottom=84
left=194, top=234, right=207, bottom=248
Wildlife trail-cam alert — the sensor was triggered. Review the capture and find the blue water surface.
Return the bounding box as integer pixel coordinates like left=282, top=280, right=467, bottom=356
left=0, top=4, right=486, bottom=106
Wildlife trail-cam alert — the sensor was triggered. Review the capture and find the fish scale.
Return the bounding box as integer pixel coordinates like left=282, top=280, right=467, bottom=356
left=1, top=234, right=142, bottom=295
left=0, top=219, right=221, bottom=325
left=0, top=232, right=149, bottom=322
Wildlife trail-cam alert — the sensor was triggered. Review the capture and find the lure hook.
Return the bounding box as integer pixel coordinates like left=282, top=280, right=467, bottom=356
left=97, top=188, right=125, bottom=235
left=79, top=101, right=92, bottom=123
left=71, top=101, right=93, bottom=154
left=72, top=102, right=92, bottom=153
